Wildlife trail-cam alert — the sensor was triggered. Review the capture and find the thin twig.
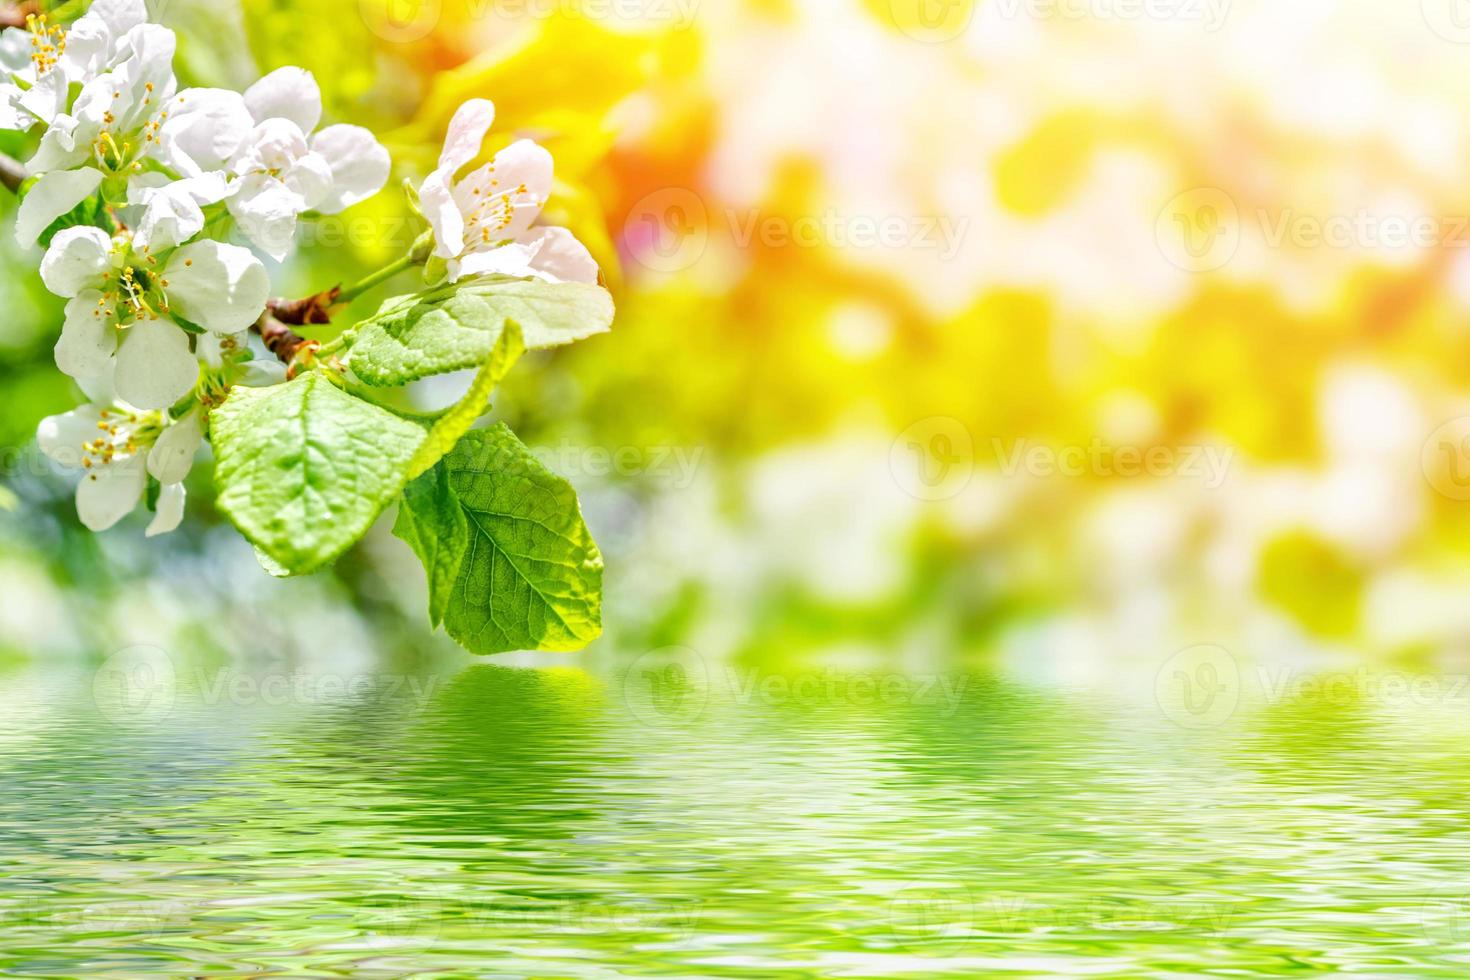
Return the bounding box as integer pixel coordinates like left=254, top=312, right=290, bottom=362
left=251, top=313, right=315, bottom=369
left=0, top=152, right=27, bottom=194
left=267, top=286, right=340, bottom=326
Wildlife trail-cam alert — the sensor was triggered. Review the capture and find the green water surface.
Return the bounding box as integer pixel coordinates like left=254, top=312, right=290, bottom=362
left=2, top=649, right=1469, bottom=977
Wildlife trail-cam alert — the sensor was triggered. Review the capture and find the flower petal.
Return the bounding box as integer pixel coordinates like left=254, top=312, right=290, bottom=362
left=160, top=88, right=254, bottom=175
left=164, top=241, right=271, bottom=334
left=76, top=371, right=118, bottom=405
left=17, top=70, right=68, bottom=126
left=456, top=139, right=552, bottom=242
left=420, top=170, right=464, bottom=259
left=28, top=113, right=89, bottom=173
left=55, top=290, right=120, bottom=380
left=132, top=173, right=229, bottom=252
left=114, top=318, right=197, bottom=410
left=309, top=125, right=391, bottom=214
left=0, top=90, right=30, bottom=132
left=243, top=66, right=321, bottom=133
left=438, top=98, right=495, bottom=176
left=521, top=225, right=599, bottom=284
left=241, top=359, right=287, bottom=387
left=76, top=452, right=146, bottom=532
left=226, top=172, right=304, bottom=261
left=147, top=410, right=203, bottom=484
left=15, top=168, right=104, bottom=248
left=282, top=151, right=333, bottom=212
left=146, top=481, right=186, bottom=537
left=80, top=0, right=149, bottom=38
left=0, top=26, right=31, bottom=72
left=453, top=242, right=537, bottom=282
left=37, top=405, right=104, bottom=469
left=59, top=0, right=146, bottom=79
left=40, top=227, right=112, bottom=298
left=230, top=116, right=308, bottom=173
left=106, top=25, right=177, bottom=129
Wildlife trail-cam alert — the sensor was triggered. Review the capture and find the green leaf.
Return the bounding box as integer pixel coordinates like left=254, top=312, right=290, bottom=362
left=253, top=546, right=296, bottom=578
left=38, top=193, right=108, bottom=249
left=212, top=372, right=428, bottom=575
left=347, top=275, right=613, bottom=386
left=404, top=321, right=524, bottom=482
left=392, top=463, right=468, bottom=628
left=395, top=425, right=603, bottom=653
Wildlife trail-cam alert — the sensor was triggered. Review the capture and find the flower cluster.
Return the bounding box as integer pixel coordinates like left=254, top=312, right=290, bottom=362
left=3, top=1, right=598, bottom=536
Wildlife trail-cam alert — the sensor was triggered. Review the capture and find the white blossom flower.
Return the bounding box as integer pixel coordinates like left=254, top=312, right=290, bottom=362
left=36, top=398, right=202, bottom=535
left=15, top=21, right=181, bottom=247
left=126, top=171, right=230, bottom=252
left=43, top=225, right=269, bottom=409
left=0, top=0, right=151, bottom=132
left=27, top=21, right=177, bottom=176
left=160, top=67, right=390, bottom=260
left=418, top=98, right=598, bottom=285
left=0, top=15, right=66, bottom=132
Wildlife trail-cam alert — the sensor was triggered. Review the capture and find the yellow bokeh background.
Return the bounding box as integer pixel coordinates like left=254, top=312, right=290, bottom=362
left=5, top=0, right=1470, bottom=667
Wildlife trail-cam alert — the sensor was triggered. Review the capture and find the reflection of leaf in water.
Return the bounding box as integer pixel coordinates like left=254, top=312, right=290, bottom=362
left=323, top=665, right=622, bottom=847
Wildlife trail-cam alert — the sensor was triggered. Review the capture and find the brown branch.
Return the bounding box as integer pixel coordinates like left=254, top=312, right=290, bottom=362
left=251, top=286, right=341, bottom=374
left=251, top=313, right=317, bottom=377
left=0, top=152, right=26, bottom=194
left=267, top=285, right=340, bottom=326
